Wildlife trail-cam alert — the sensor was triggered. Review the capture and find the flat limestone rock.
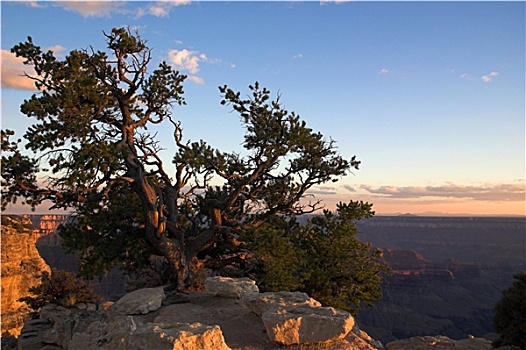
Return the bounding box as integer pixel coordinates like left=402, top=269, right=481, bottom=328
left=104, top=322, right=231, bottom=350
left=108, top=287, right=165, bottom=316
left=205, top=276, right=259, bottom=298
left=242, top=291, right=322, bottom=316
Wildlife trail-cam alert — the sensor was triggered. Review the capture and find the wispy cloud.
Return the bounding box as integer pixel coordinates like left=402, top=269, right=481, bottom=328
left=186, top=76, right=204, bottom=85
left=22, top=1, right=45, bottom=8
left=292, top=54, right=303, bottom=59
left=378, top=68, right=391, bottom=75
left=360, top=183, right=525, bottom=202
left=25, top=1, right=190, bottom=18
left=342, top=185, right=356, bottom=192
left=140, top=0, right=190, bottom=17
left=307, top=186, right=339, bottom=196
left=55, top=1, right=127, bottom=18
left=481, top=71, right=499, bottom=83
left=320, top=0, right=352, bottom=5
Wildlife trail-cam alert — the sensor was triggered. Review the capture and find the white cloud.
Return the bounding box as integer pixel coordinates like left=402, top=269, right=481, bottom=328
left=481, top=71, right=499, bottom=83
left=56, top=1, right=127, bottom=18
left=379, top=68, right=391, bottom=75
left=1, top=49, right=37, bottom=90
left=1, top=45, right=65, bottom=90
left=292, top=54, right=303, bottom=59
left=168, top=49, right=207, bottom=74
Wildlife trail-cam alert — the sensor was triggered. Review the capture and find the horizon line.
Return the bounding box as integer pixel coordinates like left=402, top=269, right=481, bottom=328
left=3, top=211, right=525, bottom=218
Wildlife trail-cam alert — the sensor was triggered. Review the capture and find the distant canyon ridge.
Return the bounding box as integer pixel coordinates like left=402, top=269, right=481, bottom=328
left=355, top=216, right=525, bottom=343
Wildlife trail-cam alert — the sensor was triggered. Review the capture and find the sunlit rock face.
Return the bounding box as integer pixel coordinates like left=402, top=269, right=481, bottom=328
left=1, top=216, right=51, bottom=337
left=16, top=278, right=383, bottom=350
left=24, top=214, right=70, bottom=242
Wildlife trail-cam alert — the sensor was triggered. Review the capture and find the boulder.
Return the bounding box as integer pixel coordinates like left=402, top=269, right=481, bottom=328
left=262, top=305, right=355, bottom=345
left=107, top=287, right=165, bottom=316
left=385, top=335, right=492, bottom=349
left=338, top=324, right=385, bottom=350
left=242, top=291, right=321, bottom=316
left=104, top=322, right=231, bottom=350
left=205, top=276, right=259, bottom=298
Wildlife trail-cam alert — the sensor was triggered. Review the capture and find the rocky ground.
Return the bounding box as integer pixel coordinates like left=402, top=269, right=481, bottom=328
left=10, top=277, right=500, bottom=350
left=14, top=278, right=381, bottom=350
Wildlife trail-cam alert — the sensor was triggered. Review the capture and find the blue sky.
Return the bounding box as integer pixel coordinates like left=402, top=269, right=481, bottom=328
left=1, top=1, right=525, bottom=215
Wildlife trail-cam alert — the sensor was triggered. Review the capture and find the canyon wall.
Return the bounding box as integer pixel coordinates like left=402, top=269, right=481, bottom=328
left=24, top=214, right=70, bottom=242
left=1, top=216, right=51, bottom=336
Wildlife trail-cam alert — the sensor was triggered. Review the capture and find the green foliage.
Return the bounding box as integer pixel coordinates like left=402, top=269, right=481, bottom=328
left=58, top=183, right=153, bottom=280
left=493, top=271, right=526, bottom=349
left=1, top=130, right=41, bottom=209
left=19, top=269, right=100, bottom=318
left=246, top=201, right=390, bottom=315
left=246, top=216, right=308, bottom=291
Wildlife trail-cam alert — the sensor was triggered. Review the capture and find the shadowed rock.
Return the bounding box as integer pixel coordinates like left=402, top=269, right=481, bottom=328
left=107, top=286, right=165, bottom=317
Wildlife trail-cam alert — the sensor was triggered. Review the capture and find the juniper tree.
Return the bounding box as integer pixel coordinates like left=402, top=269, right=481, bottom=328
left=2, top=27, right=370, bottom=291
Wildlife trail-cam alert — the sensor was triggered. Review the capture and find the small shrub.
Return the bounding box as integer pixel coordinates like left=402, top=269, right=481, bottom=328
left=246, top=201, right=391, bottom=315
left=19, top=268, right=100, bottom=317
left=493, top=271, right=526, bottom=349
